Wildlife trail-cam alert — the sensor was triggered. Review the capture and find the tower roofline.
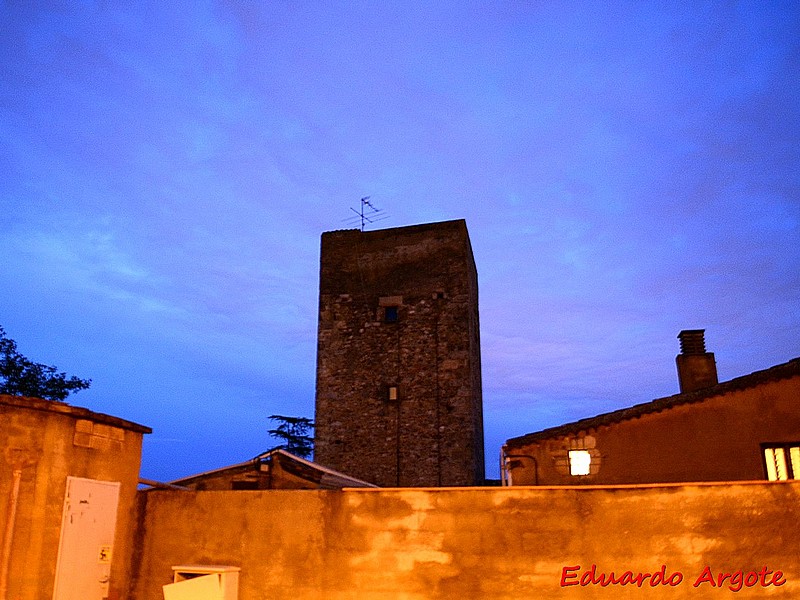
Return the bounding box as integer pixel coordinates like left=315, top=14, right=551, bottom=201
left=323, top=218, right=468, bottom=238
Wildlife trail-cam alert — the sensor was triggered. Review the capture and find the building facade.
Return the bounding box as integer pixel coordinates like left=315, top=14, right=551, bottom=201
left=314, top=220, right=484, bottom=486
left=0, top=394, right=150, bottom=600
left=502, top=332, right=800, bottom=486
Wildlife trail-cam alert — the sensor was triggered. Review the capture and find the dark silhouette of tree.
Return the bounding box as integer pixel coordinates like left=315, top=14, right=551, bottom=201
left=0, top=326, right=91, bottom=402
left=267, top=414, right=314, bottom=458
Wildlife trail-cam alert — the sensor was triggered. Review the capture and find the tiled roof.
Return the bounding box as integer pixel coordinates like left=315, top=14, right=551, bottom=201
left=505, top=357, right=800, bottom=448
left=166, top=448, right=378, bottom=488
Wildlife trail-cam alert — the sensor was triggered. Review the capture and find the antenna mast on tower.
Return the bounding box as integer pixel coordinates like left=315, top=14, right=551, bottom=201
left=343, top=197, right=389, bottom=231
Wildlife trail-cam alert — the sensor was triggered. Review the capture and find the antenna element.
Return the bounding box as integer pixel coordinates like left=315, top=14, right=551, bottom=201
left=343, top=197, right=389, bottom=231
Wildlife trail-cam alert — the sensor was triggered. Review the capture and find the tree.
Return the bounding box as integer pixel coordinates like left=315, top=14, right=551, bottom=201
left=0, top=326, right=91, bottom=402
left=267, top=414, right=314, bottom=458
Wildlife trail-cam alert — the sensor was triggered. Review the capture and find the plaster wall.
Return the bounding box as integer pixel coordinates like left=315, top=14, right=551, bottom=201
left=130, top=482, right=799, bottom=599
left=0, top=395, right=148, bottom=600
left=507, top=374, right=800, bottom=486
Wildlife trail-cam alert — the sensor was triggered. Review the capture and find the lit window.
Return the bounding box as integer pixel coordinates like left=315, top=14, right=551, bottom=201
left=568, top=450, right=592, bottom=476
left=763, top=444, right=800, bottom=481
left=387, top=386, right=398, bottom=401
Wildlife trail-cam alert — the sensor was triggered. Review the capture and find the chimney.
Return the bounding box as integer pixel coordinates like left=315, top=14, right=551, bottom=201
left=676, top=329, right=718, bottom=393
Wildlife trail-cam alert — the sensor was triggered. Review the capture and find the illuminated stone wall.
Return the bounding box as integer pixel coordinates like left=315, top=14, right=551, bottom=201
left=130, top=482, right=799, bottom=599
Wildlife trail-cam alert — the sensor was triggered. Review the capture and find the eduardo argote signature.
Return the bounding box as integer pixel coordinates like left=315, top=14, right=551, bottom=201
left=560, top=564, right=787, bottom=592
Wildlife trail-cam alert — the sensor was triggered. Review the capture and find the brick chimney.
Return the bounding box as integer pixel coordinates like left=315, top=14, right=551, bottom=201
left=676, top=329, right=718, bottom=393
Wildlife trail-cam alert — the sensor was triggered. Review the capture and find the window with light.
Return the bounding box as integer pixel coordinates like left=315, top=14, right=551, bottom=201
left=568, top=449, right=592, bottom=476
left=763, top=444, right=800, bottom=481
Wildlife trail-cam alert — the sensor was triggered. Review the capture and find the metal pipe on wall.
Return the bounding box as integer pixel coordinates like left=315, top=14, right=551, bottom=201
left=0, top=468, right=23, bottom=600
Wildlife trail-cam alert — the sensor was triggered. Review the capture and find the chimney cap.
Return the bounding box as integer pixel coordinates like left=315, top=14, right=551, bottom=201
left=678, top=329, right=707, bottom=355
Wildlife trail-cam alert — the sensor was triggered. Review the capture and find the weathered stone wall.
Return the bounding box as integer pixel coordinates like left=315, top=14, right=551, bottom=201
left=314, top=220, right=484, bottom=486
left=506, top=371, right=800, bottom=486
left=130, top=482, right=799, bottom=599
left=0, top=395, right=149, bottom=600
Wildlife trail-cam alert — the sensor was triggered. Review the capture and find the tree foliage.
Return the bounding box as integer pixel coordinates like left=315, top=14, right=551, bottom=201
left=0, top=326, right=91, bottom=402
left=267, top=414, right=314, bottom=459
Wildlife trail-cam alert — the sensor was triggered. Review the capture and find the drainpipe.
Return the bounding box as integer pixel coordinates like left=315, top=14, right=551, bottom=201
left=502, top=451, right=539, bottom=486
left=0, top=449, right=36, bottom=600
left=500, top=448, right=509, bottom=486
left=0, top=468, right=23, bottom=600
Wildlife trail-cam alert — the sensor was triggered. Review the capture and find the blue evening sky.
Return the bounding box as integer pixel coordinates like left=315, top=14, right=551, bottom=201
left=2, top=2, right=798, bottom=481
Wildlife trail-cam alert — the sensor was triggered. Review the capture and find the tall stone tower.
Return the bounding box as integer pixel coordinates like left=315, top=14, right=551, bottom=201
left=314, top=219, right=484, bottom=487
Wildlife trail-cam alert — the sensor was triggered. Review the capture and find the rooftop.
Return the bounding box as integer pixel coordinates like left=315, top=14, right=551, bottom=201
left=505, top=357, right=800, bottom=448
left=0, top=393, right=152, bottom=434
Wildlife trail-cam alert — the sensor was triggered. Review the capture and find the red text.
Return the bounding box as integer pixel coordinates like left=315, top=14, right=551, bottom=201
left=560, top=564, right=683, bottom=587
left=692, top=566, right=786, bottom=592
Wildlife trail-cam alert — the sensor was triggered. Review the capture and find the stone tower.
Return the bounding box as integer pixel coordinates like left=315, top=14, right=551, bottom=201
left=314, top=219, right=484, bottom=487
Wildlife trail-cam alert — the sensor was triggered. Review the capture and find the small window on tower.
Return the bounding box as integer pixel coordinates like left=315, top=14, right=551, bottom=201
left=384, top=306, right=398, bottom=323
left=387, top=386, right=398, bottom=401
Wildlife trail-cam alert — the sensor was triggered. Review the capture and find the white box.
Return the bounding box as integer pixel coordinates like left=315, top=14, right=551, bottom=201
left=163, top=565, right=240, bottom=600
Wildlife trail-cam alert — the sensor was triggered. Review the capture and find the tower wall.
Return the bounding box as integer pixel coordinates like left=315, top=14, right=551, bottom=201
left=314, top=220, right=484, bottom=486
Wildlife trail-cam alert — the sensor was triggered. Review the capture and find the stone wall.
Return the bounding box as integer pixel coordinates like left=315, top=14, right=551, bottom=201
left=314, top=220, right=484, bottom=486
left=130, top=482, right=799, bottom=599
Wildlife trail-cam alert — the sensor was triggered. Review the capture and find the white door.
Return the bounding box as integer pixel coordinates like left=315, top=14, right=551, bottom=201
left=52, top=477, right=121, bottom=600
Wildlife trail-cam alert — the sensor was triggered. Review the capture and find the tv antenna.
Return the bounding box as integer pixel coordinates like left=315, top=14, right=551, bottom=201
left=343, top=196, right=389, bottom=231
